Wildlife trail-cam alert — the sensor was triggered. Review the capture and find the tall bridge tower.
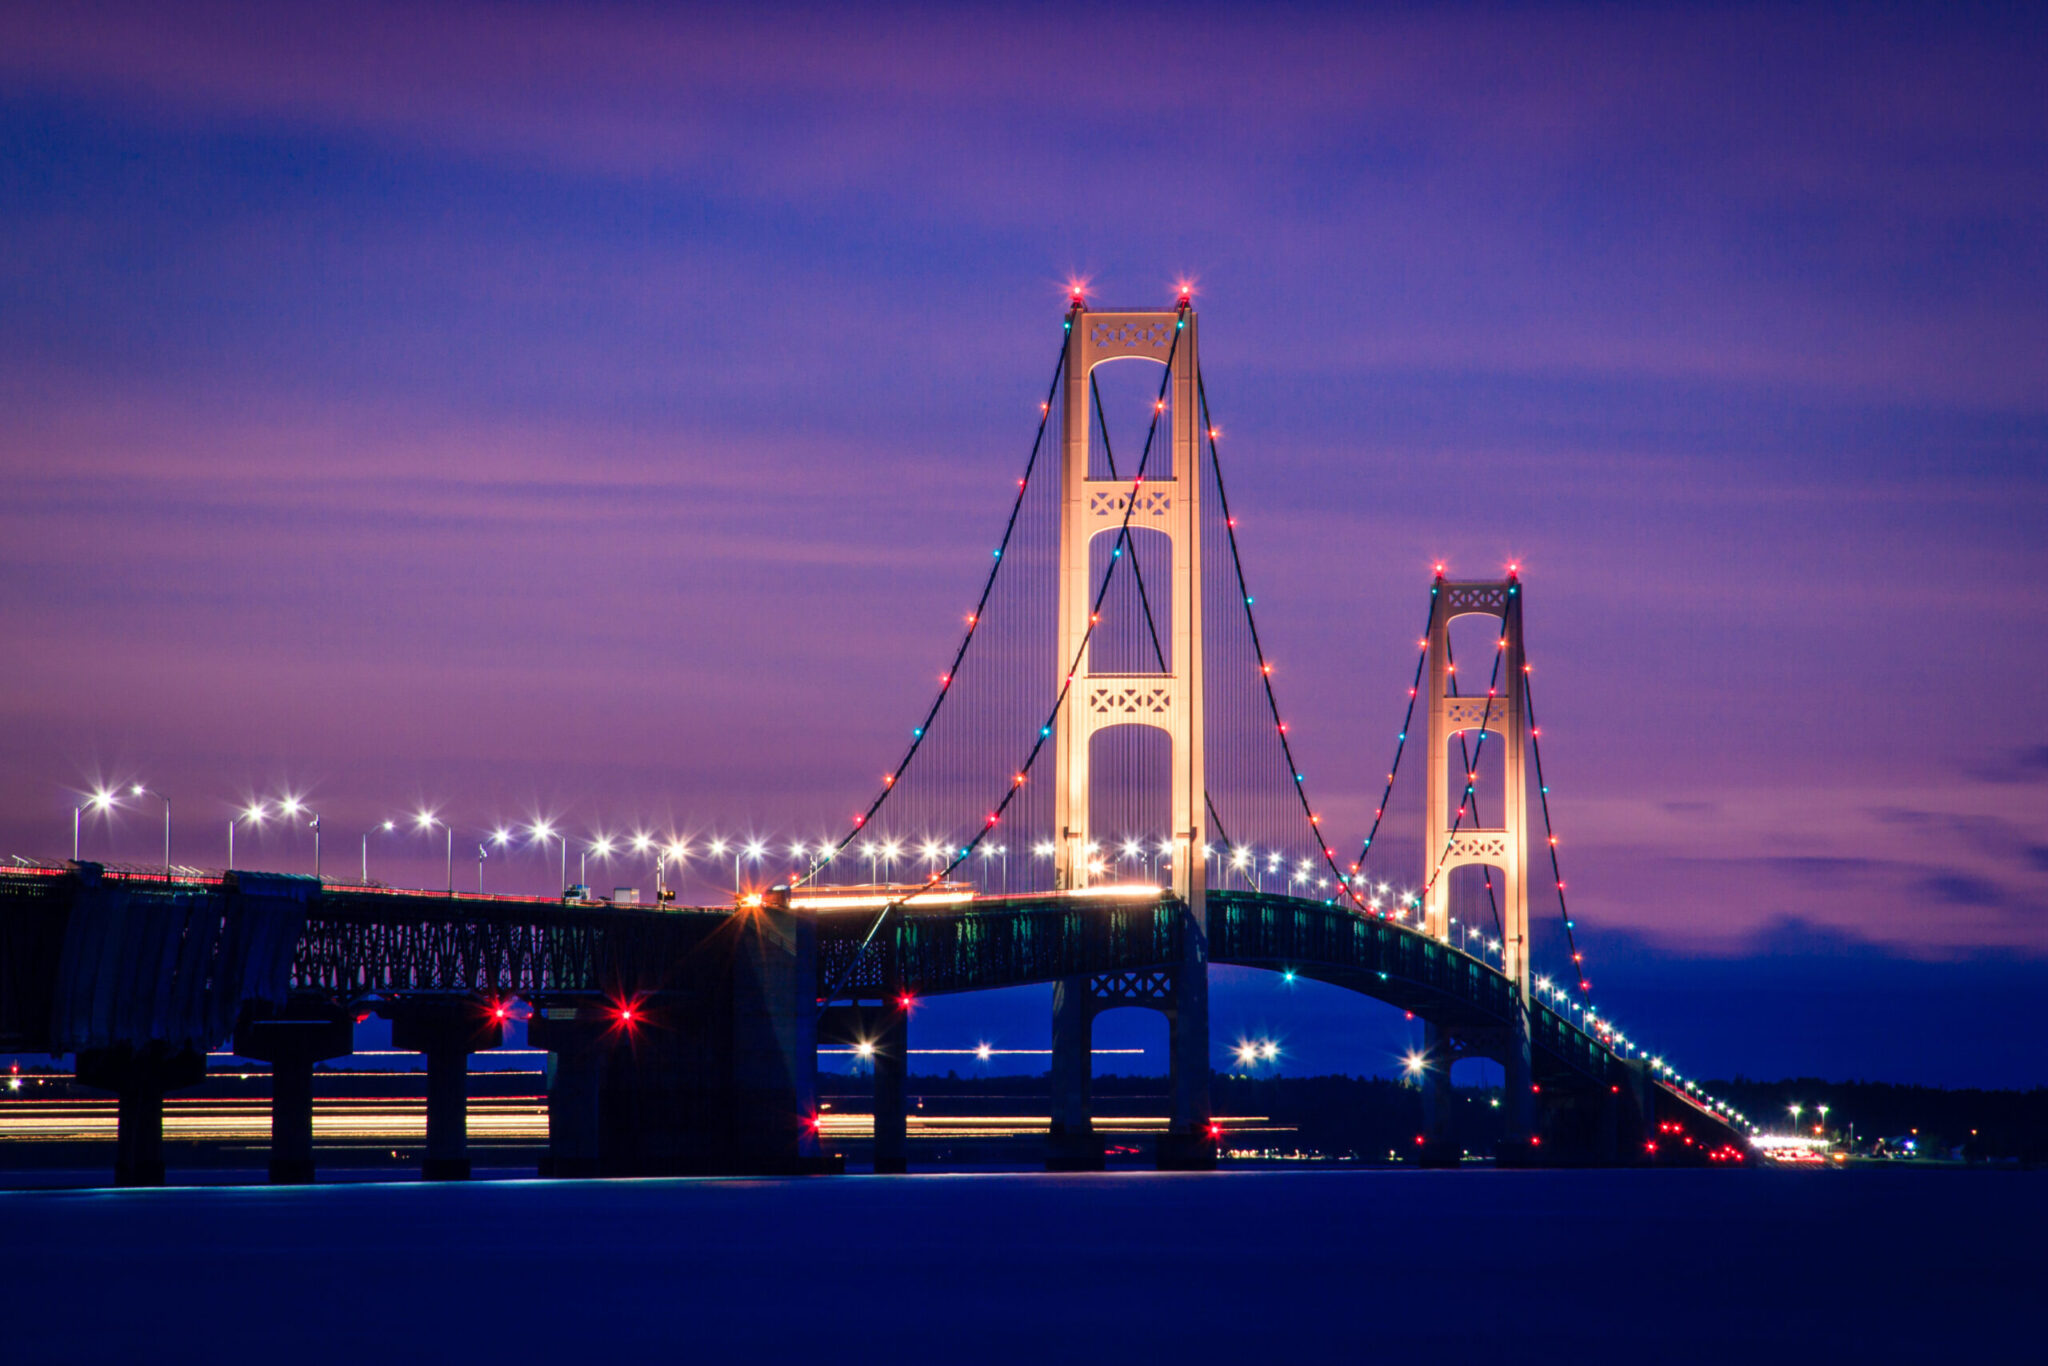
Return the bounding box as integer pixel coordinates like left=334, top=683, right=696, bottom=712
left=1421, top=574, right=1536, bottom=1141
left=1049, top=294, right=1212, bottom=1169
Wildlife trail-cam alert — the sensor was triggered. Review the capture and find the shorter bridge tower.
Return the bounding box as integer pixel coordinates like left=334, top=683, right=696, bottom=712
left=1420, top=573, right=1535, bottom=1145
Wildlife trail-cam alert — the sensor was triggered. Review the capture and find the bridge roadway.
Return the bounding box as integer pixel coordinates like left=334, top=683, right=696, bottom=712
left=0, top=865, right=1733, bottom=1180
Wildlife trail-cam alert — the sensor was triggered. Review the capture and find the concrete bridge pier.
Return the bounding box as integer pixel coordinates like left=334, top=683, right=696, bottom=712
left=1156, top=961, right=1216, bottom=1171
left=234, top=1001, right=354, bottom=1184
left=74, top=1044, right=206, bottom=1188
left=870, top=1005, right=909, bottom=1174
left=529, top=1007, right=612, bottom=1178
left=391, top=999, right=505, bottom=1180
left=821, top=1001, right=908, bottom=1172
left=1415, top=1022, right=1460, bottom=1167
left=1496, top=1006, right=1540, bottom=1165
left=1046, top=976, right=1103, bottom=1171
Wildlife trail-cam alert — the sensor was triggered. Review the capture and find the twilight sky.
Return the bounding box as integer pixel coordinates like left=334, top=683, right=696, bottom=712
left=3, top=2, right=2044, bottom=1085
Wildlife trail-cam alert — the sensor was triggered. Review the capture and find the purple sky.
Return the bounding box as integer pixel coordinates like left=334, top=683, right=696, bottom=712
left=3, top=3, right=2044, bottom=1085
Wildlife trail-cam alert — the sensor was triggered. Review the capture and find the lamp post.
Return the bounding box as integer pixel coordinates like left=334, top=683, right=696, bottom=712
left=484, top=828, right=513, bottom=893
left=278, top=797, right=321, bottom=880
left=130, top=784, right=169, bottom=879
left=362, top=820, right=395, bottom=883
left=665, top=841, right=688, bottom=902
left=228, top=803, right=266, bottom=871
left=415, top=812, right=452, bottom=894
left=532, top=823, right=567, bottom=898
left=579, top=836, right=615, bottom=891
left=73, top=789, right=116, bottom=861
left=739, top=840, right=764, bottom=893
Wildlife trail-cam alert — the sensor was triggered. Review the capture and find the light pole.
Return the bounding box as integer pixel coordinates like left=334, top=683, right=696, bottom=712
left=1788, top=1102, right=1803, bottom=1135
left=739, top=840, right=764, bottom=893
left=279, top=797, right=321, bottom=880
left=632, top=834, right=659, bottom=899
left=362, top=820, right=395, bottom=883
left=228, top=802, right=266, bottom=871
left=485, top=828, right=514, bottom=893
left=415, top=812, right=452, bottom=893
left=708, top=838, right=728, bottom=889
left=130, top=784, right=169, bottom=879
left=73, top=789, right=116, bottom=861
left=532, top=823, right=567, bottom=897
left=1817, top=1104, right=1830, bottom=1138
left=580, top=836, right=615, bottom=892
left=665, top=841, right=688, bottom=902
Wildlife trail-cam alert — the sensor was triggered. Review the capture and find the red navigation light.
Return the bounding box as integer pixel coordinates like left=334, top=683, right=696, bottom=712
left=616, top=1003, right=637, bottom=1026
left=1207, top=1122, right=1221, bottom=1139
left=1415, top=1135, right=1426, bottom=1145
left=896, top=992, right=915, bottom=1011
left=1530, top=1136, right=1541, bottom=1146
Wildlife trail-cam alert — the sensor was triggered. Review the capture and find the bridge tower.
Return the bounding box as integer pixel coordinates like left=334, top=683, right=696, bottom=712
left=1421, top=573, right=1535, bottom=1144
left=1049, top=293, right=1212, bottom=1170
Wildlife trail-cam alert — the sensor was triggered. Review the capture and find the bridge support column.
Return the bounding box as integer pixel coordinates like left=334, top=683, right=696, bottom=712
left=530, top=1009, right=612, bottom=1178
left=1157, top=961, right=1215, bottom=1171
left=872, top=1005, right=908, bottom=1175
left=1415, top=1022, right=1459, bottom=1168
left=391, top=1000, right=504, bottom=1181
left=234, top=1002, right=354, bottom=1184
left=74, top=1045, right=206, bottom=1188
left=1046, top=976, right=1102, bottom=1171
left=1499, top=1007, right=1537, bottom=1162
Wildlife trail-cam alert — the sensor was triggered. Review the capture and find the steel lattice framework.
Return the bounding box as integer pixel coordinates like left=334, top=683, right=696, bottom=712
left=293, top=889, right=731, bottom=996
left=815, top=889, right=1615, bottom=1085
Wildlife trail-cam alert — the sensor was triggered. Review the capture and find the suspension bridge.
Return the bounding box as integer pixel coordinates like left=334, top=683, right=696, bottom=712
left=0, top=289, right=1754, bottom=1184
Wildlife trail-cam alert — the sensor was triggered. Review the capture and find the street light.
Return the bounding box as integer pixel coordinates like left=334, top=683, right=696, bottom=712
left=484, top=828, right=513, bottom=893
left=130, top=784, right=170, bottom=879
left=739, top=840, right=765, bottom=892
left=278, top=796, right=321, bottom=880
left=580, top=835, right=615, bottom=890
left=73, top=788, right=117, bottom=861
left=415, top=811, right=452, bottom=893
left=531, top=822, right=568, bottom=896
left=228, top=802, right=266, bottom=871
left=362, top=820, right=395, bottom=883
left=665, top=841, right=688, bottom=901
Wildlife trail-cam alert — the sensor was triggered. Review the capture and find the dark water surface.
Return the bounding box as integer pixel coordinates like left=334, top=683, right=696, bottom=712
left=0, top=1167, right=2033, bottom=1363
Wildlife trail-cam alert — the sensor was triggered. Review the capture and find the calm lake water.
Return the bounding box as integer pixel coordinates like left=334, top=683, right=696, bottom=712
left=0, top=1167, right=2035, bottom=1363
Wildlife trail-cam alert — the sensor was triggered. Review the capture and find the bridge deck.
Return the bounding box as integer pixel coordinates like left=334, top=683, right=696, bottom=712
left=5, top=869, right=1620, bottom=1091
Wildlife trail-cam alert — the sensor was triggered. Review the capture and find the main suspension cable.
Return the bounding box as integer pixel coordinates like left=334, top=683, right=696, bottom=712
left=1196, top=375, right=1352, bottom=902
left=819, top=306, right=1189, bottom=1006
left=794, top=336, right=1068, bottom=889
